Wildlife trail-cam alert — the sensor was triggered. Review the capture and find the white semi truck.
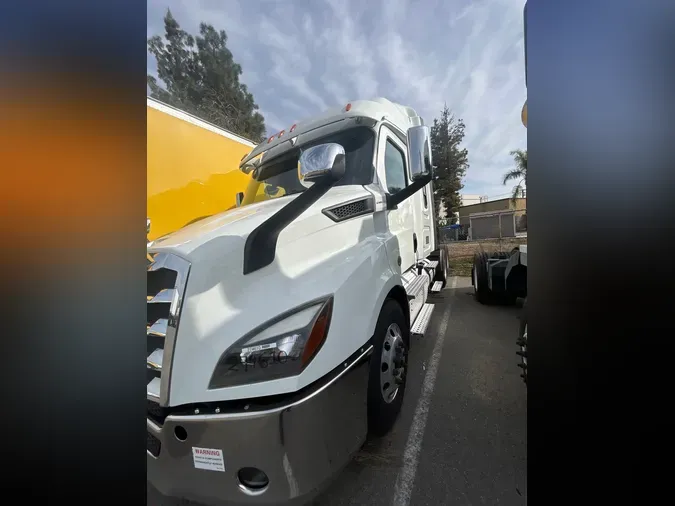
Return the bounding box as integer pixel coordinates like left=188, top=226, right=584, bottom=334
left=146, top=98, right=450, bottom=505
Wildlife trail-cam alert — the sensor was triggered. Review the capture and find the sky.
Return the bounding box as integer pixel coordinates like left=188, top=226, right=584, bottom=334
left=147, top=0, right=527, bottom=200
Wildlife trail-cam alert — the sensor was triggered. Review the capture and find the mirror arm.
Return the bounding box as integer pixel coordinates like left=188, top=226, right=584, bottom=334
left=386, top=174, right=432, bottom=210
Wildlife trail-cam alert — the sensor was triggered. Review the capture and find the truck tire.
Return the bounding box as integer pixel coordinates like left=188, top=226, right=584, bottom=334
left=472, top=252, right=491, bottom=304
left=367, top=299, right=409, bottom=437
left=433, top=247, right=449, bottom=288
left=516, top=298, right=527, bottom=385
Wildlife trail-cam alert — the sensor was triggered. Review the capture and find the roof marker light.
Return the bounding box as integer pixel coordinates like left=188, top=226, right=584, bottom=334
left=278, top=130, right=285, bottom=138
left=345, top=103, right=352, bottom=112
left=290, top=124, right=297, bottom=132
left=267, top=135, right=275, bottom=144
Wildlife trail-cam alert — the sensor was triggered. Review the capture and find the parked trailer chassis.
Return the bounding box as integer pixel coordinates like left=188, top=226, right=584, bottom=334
left=471, top=245, right=528, bottom=384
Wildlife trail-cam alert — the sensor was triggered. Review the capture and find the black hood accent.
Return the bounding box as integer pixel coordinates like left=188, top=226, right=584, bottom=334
left=243, top=177, right=336, bottom=275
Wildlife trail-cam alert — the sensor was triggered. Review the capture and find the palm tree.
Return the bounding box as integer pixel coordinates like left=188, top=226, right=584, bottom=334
left=503, top=149, right=527, bottom=202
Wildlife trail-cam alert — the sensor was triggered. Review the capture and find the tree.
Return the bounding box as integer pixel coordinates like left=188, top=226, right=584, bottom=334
left=147, top=10, right=266, bottom=141
left=502, top=149, right=527, bottom=202
left=430, top=105, right=469, bottom=224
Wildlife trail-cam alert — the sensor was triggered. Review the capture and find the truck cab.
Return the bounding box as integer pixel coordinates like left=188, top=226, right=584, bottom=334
left=147, top=98, right=448, bottom=505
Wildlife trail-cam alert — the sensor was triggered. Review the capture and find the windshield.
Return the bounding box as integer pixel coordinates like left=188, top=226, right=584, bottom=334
left=242, top=126, right=375, bottom=204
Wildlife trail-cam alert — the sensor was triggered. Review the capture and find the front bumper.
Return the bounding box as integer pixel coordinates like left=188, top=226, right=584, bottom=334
left=147, top=346, right=372, bottom=506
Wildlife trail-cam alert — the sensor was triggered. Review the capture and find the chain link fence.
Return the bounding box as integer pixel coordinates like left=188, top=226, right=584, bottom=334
left=438, top=224, right=470, bottom=242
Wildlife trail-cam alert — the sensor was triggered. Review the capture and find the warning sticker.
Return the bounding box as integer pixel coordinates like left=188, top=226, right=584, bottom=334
left=192, top=447, right=225, bottom=472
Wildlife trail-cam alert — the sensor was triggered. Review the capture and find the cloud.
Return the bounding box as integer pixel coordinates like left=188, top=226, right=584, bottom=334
left=147, top=0, right=527, bottom=198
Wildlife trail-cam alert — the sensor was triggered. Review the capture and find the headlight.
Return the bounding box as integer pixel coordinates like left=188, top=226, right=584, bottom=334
left=208, top=296, right=333, bottom=389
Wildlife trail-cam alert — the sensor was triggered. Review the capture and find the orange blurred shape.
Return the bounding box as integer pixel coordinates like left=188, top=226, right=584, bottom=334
left=0, top=77, right=145, bottom=258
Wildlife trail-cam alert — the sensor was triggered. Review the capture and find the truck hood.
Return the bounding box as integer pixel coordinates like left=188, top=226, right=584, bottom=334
left=149, top=184, right=386, bottom=404
left=148, top=185, right=372, bottom=260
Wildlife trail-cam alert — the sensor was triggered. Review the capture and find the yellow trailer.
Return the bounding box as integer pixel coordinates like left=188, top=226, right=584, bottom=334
left=147, top=97, right=257, bottom=241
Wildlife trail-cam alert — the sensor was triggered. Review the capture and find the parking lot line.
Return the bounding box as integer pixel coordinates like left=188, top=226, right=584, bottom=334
left=392, top=276, right=457, bottom=506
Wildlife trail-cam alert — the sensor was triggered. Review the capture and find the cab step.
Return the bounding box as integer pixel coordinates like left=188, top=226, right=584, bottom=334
left=410, top=303, right=435, bottom=336
left=404, top=274, right=428, bottom=301
left=431, top=281, right=443, bottom=293
left=425, top=260, right=439, bottom=269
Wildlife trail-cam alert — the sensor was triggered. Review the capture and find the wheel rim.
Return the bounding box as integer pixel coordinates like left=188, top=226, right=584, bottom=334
left=380, top=323, right=406, bottom=403
left=472, top=266, right=478, bottom=293
left=521, top=324, right=527, bottom=367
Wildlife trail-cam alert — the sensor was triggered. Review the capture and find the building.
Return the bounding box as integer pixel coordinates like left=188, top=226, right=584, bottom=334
left=458, top=197, right=527, bottom=240
left=437, top=194, right=488, bottom=222
left=438, top=193, right=488, bottom=223
left=460, top=194, right=486, bottom=207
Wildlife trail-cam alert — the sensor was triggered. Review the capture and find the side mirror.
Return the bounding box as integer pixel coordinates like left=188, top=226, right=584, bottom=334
left=385, top=126, right=433, bottom=210
left=298, top=143, right=346, bottom=188
left=235, top=192, right=244, bottom=207
left=407, top=125, right=433, bottom=181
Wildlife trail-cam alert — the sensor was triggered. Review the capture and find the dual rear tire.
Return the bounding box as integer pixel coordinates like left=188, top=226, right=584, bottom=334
left=472, top=251, right=491, bottom=304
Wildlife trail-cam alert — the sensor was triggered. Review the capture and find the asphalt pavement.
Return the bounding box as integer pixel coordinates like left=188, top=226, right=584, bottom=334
left=148, top=276, right=527, bottom=506
left=312, top=276, right=527, bottom=506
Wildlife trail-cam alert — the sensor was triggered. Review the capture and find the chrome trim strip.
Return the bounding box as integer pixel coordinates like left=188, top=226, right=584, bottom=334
left=147, top=252, right=191, bottom=406
left=237, top=482, right=269, bottom=497
left=147, top=377, right=161, bottom=400
left=147, top=419, right=160, bottom=458
left=147, top=318, right=168, bottom=338
left=168, top=344, right=374, bottom=422
left=147, top=289, right=176, bottom=304
left=147, top=417, right=161, bottom=435
left=147, top=349, right=163, bottom=371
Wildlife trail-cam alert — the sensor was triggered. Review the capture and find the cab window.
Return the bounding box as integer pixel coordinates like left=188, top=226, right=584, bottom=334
left=384, top=139, right=407, bottom=193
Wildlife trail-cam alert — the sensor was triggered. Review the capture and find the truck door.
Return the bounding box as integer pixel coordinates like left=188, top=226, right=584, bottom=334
left=412, top=181, right=434, bottom=258
left=377, top=125, right=416, bottom=273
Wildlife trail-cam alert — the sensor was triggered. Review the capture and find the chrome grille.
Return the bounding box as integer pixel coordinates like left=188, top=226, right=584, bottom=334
left=147, top=252, right=191, bottom=407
